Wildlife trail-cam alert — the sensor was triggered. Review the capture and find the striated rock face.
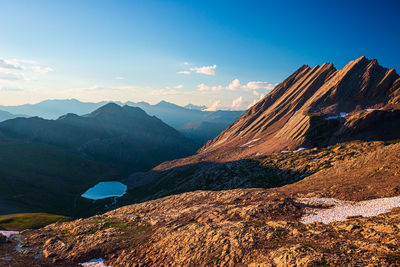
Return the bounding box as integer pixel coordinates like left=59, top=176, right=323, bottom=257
left=196, top=56, right=400, bottom=163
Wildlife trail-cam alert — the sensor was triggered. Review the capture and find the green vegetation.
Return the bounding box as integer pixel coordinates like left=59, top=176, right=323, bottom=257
left=0, top=213, right=71, bottom=231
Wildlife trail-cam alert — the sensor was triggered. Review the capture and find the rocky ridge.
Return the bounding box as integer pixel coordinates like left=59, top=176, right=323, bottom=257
left=157, top=56, right=400, bottom=169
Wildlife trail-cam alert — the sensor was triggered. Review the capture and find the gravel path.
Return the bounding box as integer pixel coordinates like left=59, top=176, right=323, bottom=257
left=296, top=196, right=400, bottom=224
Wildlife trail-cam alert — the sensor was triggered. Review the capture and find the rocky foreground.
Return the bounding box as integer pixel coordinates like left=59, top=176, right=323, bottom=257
left=9, top=190, right=400, bottom=266
left=1, top=141, right=400, bottom=266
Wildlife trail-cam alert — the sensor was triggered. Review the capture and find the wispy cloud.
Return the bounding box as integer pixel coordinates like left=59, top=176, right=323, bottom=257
left=177, top=70, right=190, bottom=75
left=0, top=59, right=23, bottom=70
left=31, top=66, right=53, bottom=74
left=115, top=76, right=125, bottom=80
left=205, top=96, right=250, bottom=111
left=245, top=81, right=275, bottom=90
left=197, top=83, right=223, bottom=91
left=227, top=79, right=275, bottom=91
left=198, top=79, right=275, bottom=93
left=190, top=65, right=216, bottom=75
left=183, top=62, right=192, bottom=66
left=166, top=84, right=184, bottom=89
left=0, top=58, right=53, bottom=74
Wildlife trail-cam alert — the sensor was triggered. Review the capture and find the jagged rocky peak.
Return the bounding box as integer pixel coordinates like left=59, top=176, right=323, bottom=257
left=198, top=56, right=400, bottom=161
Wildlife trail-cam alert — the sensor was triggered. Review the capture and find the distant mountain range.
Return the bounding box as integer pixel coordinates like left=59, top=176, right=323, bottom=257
left=0, top=110, right=27, bottom=122
left=126, top=101, right=243, bottom=144
left=126, top=100, right=243, bottom=127
left=0, top=99, right=106, bottom=120
left=0, top=99, right=244, bottom=144
left=0, top=103, right=197, bottom=174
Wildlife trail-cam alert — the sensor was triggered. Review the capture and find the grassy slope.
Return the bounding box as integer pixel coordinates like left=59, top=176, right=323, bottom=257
left=0, top=213, right=72, bottom=231
left=0, top=139, right=120, bottom=217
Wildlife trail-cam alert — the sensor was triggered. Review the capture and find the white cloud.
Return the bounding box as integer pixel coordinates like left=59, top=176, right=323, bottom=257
left=31, top=66, right=53, bottom=74
left=190, top=65, right=216, bottom=76
left=226, top=79, right=275, bottom=91
left=0, top=58, right=53, bottom=75
left=231, top=96, right=251, bottom=110
left=165, top=84, right=183, bottom=89
left=231, top=96, right=244, bottom=109
left=205, top=96, right=250, bottom=111
left=198, top=79, right=275, bottom=94
left=247, top=93, right=266, bottom=109
left=115, top=76, right=125, bottom=80
left=244, top=81, right=275, bottom=90
left=205, top=100, right=225, bottom=111
left=227, top=79, right=242, bottom=90
left=197, top=83, right=223, bottom=91
left=0, top=59, right=22, bottom=70
left=177, top=70, right=190, bottom=75
left=183, top=62, right=192, bottom=66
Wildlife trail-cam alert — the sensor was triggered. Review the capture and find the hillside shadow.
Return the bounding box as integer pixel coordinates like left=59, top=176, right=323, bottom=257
left=113, top=159, right=310, bottom=210
left=304, top=110, right=400, bottom=147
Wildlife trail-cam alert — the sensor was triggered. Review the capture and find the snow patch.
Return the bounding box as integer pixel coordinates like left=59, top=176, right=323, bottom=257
left=293, top=147, right=307, bottom=153
left=282, top=147, right=308, bottom=153
left=240, top=138, right=260, bottom=148
left=297, top=196, right=400, bottom=224
left=81, top=181, right=127, bottom=200
left=80, top=258, right=108, bottom=267
left=0, top=231, right=19, bottom=238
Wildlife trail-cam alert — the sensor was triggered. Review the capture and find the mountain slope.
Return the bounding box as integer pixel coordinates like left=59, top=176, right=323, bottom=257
left=0, top=138, right=119, bottom=216
left=0, top=109, right=28, bottom=122
left=18, top=141, right=400, bottom=266
left=0, top=103, right=198, bottom=174
left=164, top=56, right=400, bottom=164
left=178, top=121, right=231, bottom=145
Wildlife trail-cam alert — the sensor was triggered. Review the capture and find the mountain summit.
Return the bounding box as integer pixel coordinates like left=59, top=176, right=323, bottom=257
left=195, top=56, right=400, bottom=161
left=0, top=103, right=198, bottom=174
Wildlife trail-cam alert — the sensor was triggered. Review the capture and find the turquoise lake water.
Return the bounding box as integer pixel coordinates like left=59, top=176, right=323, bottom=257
left=81, top=181, right=127, bottom=200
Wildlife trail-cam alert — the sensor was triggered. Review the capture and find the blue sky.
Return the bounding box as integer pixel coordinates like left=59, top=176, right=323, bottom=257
left=0, top=0, right=399, bottom=109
